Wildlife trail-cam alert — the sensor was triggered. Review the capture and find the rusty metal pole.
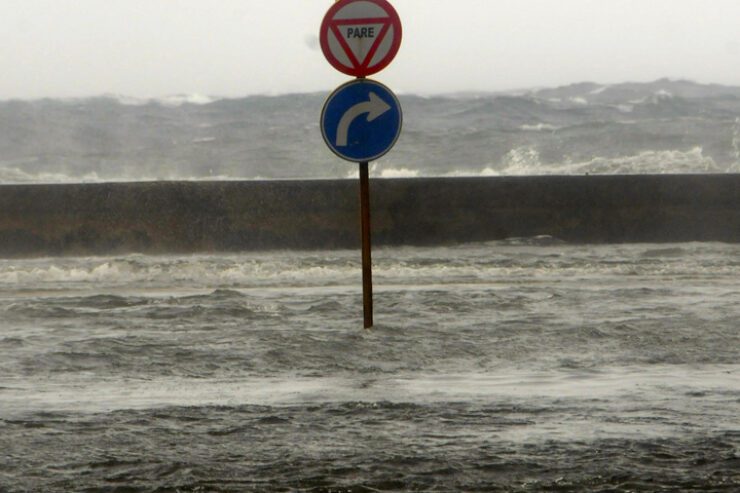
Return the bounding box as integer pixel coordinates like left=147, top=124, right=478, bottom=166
left=359, top=161, right=373, bottom=328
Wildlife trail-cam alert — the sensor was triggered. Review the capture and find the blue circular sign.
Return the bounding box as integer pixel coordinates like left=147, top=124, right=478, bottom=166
left=321, top=79, right=402, bottom=163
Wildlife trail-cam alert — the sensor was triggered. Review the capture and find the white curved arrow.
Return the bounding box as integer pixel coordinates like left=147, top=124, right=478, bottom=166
left=335, top=92, right=391, bottom=147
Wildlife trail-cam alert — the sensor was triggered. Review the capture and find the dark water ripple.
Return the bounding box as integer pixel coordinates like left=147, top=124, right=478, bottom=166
left=4, top=284, right=739, bottom=379
left=1, top=404, right=738, bottom=492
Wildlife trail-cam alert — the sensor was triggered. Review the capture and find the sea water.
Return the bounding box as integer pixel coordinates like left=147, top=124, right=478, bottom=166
left=3, top=79, right=740, bottom=183
left=1, top=242, right=738, bottom=491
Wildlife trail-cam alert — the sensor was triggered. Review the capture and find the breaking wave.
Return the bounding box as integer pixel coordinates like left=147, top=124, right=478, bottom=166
left=2, top=79, right=740, bottom=183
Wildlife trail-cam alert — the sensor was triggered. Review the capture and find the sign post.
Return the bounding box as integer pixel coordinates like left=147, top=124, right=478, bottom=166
left=359, top=161, right=373, bottom=328
left=320, top=0, right=402, bottom=328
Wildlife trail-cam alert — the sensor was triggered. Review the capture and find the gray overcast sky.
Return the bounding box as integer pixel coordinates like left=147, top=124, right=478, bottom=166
left=1, top=0, right=739, bottom=99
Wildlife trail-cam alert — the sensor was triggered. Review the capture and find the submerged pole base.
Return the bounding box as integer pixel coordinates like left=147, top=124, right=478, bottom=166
left=360, top=161, right=373, bottom=329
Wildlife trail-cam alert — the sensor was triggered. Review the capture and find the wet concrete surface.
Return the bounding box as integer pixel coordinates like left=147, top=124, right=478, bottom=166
left=1, top=175, right=739, bottom=257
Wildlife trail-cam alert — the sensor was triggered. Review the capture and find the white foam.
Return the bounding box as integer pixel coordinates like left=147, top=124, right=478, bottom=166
left=104, top=94, right=150, bottom=106
left=443, top=167, right=499, bottom=177
left=156, top=93, right=215, bottom=106
left=1, top=365, right=736, bottom=420
left=495, top=146, right=720, bottom=175
left=519, top=123, right=559, bottom=131
left=0, top=255, right=362, bottom=290
left=0, top=168, right=282, bottom=185
left=99, top=93, right=216, bottom=107
left=0, top=166, right=103, bottom=184
left=501, top=146, right=543, bottom=173
left=344, top=164, right=421, bottom=179
left=336, top=144, right=727, bottom=178
left=589, top=85, right=608, bottom=95
left=378, top=167, right=420, bottom=178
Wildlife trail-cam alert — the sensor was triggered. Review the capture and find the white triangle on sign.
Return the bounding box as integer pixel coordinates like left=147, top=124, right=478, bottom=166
left=328, top=18, right=394, bottom=70
left=338, top=24, right=383, bottom=58
left=338, top=24, right=384, bottom=66
left=327, top=29, right=353, bottom=68
left=368, top=25, right=394, bottom=67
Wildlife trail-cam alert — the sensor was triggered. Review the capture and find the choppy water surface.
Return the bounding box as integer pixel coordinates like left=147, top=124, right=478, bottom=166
left=1, top=242, right=739, bottom=491
left=3, top=79, right=740, bottom=183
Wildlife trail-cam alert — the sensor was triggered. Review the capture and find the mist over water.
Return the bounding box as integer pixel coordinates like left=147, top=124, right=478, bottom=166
left=2, top=79, right=740, bottom=183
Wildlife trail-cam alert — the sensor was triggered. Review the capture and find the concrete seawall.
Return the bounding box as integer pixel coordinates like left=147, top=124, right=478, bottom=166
left=1, top=175, right=739, bottom=257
